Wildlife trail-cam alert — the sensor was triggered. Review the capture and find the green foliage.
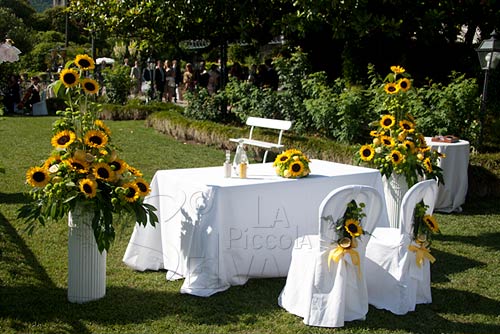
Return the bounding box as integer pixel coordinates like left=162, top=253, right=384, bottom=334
left=414, top=72, right=480, bottom=147
left=102, top=65, right=134, bottom=105
left=183, top=88, right=227, bottom=122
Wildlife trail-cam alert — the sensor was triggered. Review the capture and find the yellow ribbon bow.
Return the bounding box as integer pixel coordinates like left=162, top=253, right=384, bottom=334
left=408, top=243, right=436, bottom=268
left=328, top=245, right=362, bottom=279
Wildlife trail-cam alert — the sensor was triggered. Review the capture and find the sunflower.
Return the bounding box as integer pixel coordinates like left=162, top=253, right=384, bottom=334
left=93, top=162, right=115, bottom=181
left=369, top=130, right=380, bottom=137
left=79, top=178, right=97, bottom=198
left=122, top=182, right=140, bottom=203
left=389, top=150, right=404, bottom=164
left=359, top=145, right=375, bottom=161
left=403, top=140, right=416, bottom=152
left=380, top=114, right=396, bottom=129
left=398, top=78, right=411, bottom=92
left=51, top=130, right=76, bottom=149
left=95, top=120, right=111, bottom=136
left=26, top=166, right=50, bottom=187
left=134, top=178, right=151, bottom=196
left=273, top=152, right=290, bottom=166
left=43, top=154, right=62, bottom=168
left=84, top=130, right=108, bottom=149
left=75, top=54, right=95, bottom=70
left=108, top=158, right=127, bottom=174
left=423, top=158, right=433, bottom=172
left=345, top=219, right=363, bottom=238
left=380, top=135, right=395, bottom=147
left=82, top=78, right=99, bottom=94
left=399, top=120, right=415, bottom=132
left=65, top=157, right=89, bottom=173
left=59, top=68, right=80, bottom=88
left=288, top=160, right=305, bottom=178
left=390, top=65, right=405, bottom=74
left=423, top=214, right=439, bottom=233
left=128, top=165, right=143, bottom=177
left=384, top=82, right=399, bottom=95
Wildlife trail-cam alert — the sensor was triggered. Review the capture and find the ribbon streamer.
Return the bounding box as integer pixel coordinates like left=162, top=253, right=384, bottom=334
left=328, top=245, right=361, bottom=279
left=408, top=244, right=436, bottom=268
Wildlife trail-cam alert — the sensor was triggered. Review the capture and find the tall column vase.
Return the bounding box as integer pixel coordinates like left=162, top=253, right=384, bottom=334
left=382, top=174, right=409, bottom=228
left=67, top=202, right=106, bottom=303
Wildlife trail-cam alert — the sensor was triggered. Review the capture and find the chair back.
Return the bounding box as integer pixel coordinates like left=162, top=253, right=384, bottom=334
left=399, top=180, right=438, bottom=236
left=319, top=185, right=383, bottom=248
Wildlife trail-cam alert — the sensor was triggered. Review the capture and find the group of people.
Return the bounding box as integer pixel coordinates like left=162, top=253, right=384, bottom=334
left=3, top=74, right=42, bottom=115
left=127, top=57, right=281, bottom=103
left=127, top=58, right=221, bottom=103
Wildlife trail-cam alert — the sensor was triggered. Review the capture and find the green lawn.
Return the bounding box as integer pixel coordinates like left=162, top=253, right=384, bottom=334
left=1, top=116, right=499, bottom=334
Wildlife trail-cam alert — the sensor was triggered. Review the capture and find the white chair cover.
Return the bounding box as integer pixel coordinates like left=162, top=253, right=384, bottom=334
left=32, top=90, right=48, bottom=116
left=278, top=185, right=383, bottom=327
left=365, top=179, right=438, bottom=315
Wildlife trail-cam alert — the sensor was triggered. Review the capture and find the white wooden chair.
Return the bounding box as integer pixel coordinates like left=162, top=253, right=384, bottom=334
left=229, top=117, right=292, bottom=163
left=365, top=179, right=438, bottom=315
left=278, top=185, right=383, bottom=327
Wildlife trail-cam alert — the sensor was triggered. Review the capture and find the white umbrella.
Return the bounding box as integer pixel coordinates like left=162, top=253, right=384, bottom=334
left=0, top=40, right=21, bottom=64
left=95, top=57, right=115, bottom=65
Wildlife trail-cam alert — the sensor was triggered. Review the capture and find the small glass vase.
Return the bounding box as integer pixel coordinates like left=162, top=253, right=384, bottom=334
left=67, top=201, right=106, bottom=303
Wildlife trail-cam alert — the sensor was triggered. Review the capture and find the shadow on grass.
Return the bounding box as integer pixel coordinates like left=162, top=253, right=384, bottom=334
left=0, top=192, right=29, bottom=205
left=361, top=286, right=500, bottom=334
left=430, top=248, right=486, bottom=283
left=460, top=195, right=500, bottom=215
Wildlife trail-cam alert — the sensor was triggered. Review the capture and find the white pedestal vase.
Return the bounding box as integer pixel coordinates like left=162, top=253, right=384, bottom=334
left=382, top=174, right=409, bottom=228
left=67, top=202, right=106, bottom=303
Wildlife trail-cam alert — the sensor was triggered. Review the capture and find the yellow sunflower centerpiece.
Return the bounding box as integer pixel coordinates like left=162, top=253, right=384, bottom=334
left=18, top=54, right=158, bottom=252
left=357, top=65, right=444, bottom=188
left=322, top=200, right=368, bottom=275
left=273, top=149, right=311, bottom=178
left=409, top=200, right=440, bottom=267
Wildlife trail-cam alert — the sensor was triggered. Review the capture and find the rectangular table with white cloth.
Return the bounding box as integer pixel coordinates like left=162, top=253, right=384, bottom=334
left=425, top=137, right=470, bottom=213
left=123, top=159, right=389, bottom=297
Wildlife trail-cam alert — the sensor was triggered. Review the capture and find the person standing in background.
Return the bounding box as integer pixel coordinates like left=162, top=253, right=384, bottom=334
left=130, top=60, right=141, bottom=97
left=172, top=59, right=182, bottom=102
left=164, top=59, right=176, bottom=102
left=154, top=59, right=166, bottom=101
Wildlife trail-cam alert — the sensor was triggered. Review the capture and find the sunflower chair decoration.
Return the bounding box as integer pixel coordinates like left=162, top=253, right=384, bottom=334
left=18, top=54, right=158, bottom=252
left=273, top=149, right=311, bottom=178
left=357, top=66, right=443, bottom=188
left=409, top=201, right=440, bottom=268
left=323, top=200, right=367, bottom=277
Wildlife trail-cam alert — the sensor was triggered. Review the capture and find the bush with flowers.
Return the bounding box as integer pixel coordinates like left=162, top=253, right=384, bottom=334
left=17, top=54, right=158, bottom=252
left=357, top=65, right=444, bottom=188
left=273, top=149, right=311, bottom=178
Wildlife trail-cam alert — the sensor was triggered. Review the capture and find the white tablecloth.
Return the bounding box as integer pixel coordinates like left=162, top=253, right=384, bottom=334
left=123, top=159, right=388, bottom=297
left=426, top=137, right=470, bottom=212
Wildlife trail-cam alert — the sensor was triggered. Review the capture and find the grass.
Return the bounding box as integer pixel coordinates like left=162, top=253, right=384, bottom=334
left=1, top=116, right=500, bottom=334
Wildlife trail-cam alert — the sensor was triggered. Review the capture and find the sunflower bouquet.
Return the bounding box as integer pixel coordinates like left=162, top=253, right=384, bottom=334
left=273, top=149, right=311, bottom=178
left=322, top=200, right=368, bottom=272
left=412, top=201, right=440, bottom=246
left=409, top=200, right=440, bottom=267
left=18, top=54, right=158, bottom=252
left=357, top=66, right=444, bottom=188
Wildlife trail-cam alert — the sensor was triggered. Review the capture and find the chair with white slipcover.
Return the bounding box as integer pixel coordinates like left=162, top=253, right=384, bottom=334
left=365, top=179, right=438, bottom=315
left=278, top=185, right=383, bottom=328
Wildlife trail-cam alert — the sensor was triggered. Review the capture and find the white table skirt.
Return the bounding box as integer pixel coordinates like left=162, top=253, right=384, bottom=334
left=425, top=137, right=470, bottom=213
left=123, top=159, right=388, bottom=297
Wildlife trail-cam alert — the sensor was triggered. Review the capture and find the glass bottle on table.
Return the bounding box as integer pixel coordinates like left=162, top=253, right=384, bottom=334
left=233, top=140, right=245, bottom=176
left=224, top=149, right=232, bottom=178
left=239, top=149, right=248, bottom=178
